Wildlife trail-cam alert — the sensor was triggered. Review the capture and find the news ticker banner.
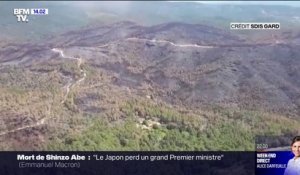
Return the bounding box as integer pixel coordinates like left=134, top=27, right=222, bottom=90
left=0, top=143, right=295, bottom=175
left=0, top=151, right=254, bottom=175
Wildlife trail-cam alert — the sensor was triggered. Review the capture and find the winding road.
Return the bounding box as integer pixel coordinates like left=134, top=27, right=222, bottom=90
left=0, top=48, right=86, bottom=136
left=51, top=48, right=86, bottom=104
left=0, top=105, right=51, bottom=137
left=0, top=118, right=46, bottom=136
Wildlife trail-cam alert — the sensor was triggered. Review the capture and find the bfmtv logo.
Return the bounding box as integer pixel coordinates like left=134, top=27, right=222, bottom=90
left=13, top=8, right=48, bottom=22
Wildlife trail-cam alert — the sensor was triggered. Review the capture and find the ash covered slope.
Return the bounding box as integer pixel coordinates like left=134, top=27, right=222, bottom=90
left=49, top=21, right=244, bottom=47
left=0, top=22, right=299, bottom=118
left=47, top=22, right=300, bottom=117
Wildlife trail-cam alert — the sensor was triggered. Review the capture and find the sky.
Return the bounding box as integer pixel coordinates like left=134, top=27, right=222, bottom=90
left=170, top=1, right=300, bottom=7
